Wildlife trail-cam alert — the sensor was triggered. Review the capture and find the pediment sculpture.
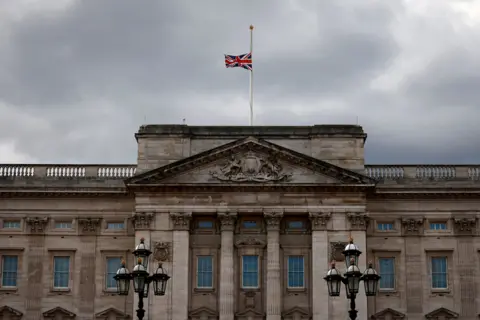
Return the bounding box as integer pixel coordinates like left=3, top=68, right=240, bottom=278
left=210, top=151, right=292, bottom=182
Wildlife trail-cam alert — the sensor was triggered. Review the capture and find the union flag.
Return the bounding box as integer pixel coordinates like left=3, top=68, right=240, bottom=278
left=224, top=53, right=252, bottom=71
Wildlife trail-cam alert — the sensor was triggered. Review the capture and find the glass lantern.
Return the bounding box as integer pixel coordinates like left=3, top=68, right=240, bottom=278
left=132, top=259, right=149, bottom=293
left=344, top=258, right=362, bottom=295
left=342, top=238, right=362, bottom=268
left=324, top=261, right=343, bottom=297
left=143, top=278, right=151, bottom=298
left=361, top=262, right=381, bottom=296
left=151, top=263, right=170, bottom=296
left=133, top=238, right=152, bottom=269
left=114, top=260, right=132, bottom=296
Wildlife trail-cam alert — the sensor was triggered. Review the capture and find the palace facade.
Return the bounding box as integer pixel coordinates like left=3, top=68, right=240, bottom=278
left=0, top=124, right=479, bottom=320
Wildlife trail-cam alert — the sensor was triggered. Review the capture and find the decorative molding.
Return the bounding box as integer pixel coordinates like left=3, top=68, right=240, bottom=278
left=153, top=242, right=171, bottom=262
left=330, top=242, right=347, bottom=262
left=169, top=212, right=192, bottom=231
left=235, top=308, right=265, bottom=320
left=263, top=210, right=283, bottom=231
left=347, top=212, right=369, bottom=230
left=210, top=151, right=292, bottom=183
left=401, top=217, right=424, bottom=235
left=244, top=290, right=256, bottom=308
left=132, top=212, right=154, bottom=230
left=77, top=218, right=101, bottom=233
left=217, top=211, right=238, bottom=231
left=188, top=307, right=218, bottom=320
left=424, top=307, right=459, bottom=319
left=95, top=307, right=130, bottom=319
left=25, top=217, right=48, bottom=233
left=370, top=308, right=406, bottom=320
left=452, top=217, right=476, bottom=234
left=42, top=307, right=76, bottom=319
left=0, top=305, right=23, bottom=320
left=282, top=306, right=310, bottom=320
left=309, top=211, right=331, bottom=231
left=235, top=237, right=266, bottom=248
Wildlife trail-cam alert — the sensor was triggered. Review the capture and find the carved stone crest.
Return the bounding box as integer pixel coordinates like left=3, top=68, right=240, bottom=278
left=132, top=212, right=154, bottom=230
left=210, top=151, right=292, bottom=182
left=218, top=211, right=237, bottom=231
left=25, top=217, right=48, bottom=233
left=453, top=217, right=476, bottom=234
left=309, top=212, right=331, bottom=231
left=170, top=212, right=192, bottom=231
left=77, top=218, right=101, bottom=232
left=153, top=242, right=171, bottom=262
left=402, top=218, right=424, bottom=234
left=330, top=242, right=347, bottom=262
left=347, top=212, right=369, bottom=230
left=264, top=211, right=283, bottom=231
left=244, top=291, right=256, bottom=308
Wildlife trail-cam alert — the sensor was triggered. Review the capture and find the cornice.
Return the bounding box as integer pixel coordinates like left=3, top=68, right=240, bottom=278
left=0, top=187, right=131, bottom=198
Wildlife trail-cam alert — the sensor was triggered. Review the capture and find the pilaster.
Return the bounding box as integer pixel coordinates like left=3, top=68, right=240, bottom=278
left=170, top=212, right=192, bottom=320
left=218, top=211, right=237, bottom=320
left=264, top=209, right=283, bottom=320
left=309, top=211, right=331, bottom=320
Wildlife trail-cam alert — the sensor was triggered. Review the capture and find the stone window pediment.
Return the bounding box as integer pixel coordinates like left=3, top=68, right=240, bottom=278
left=0, top=305, right=23, bottom=320
left=425, top=307, right=459, bottom=319
left=42, top=306, right=76, bottom=319
left=282, top=306, right=310, bottom=320
left=370, top=308, right=406, bottom=320
left=188, top=306, right=217, bottom=320
left=95, top=307, right=130, bottom=319
left=235, top=308, right=264, bottom=320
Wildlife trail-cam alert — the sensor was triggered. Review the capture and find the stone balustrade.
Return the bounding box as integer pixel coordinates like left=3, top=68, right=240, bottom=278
left=364, top=165, right=480, bottom=181
left=0, top=164, right=137, bottom=179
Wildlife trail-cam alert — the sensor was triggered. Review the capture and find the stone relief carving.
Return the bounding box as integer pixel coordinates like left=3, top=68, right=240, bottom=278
left=153, top=242, right=171, bottom=262
left=244, top=291, right=256, bottom=308
left=210, top=151, right=292, bottom=182
left=347, top=212, right=369, bottom=230
left=330, top=242, right=347, bottom=262
left=453, top=217, right=476, bottom=233
left=0, top=305, right=23, bottom=320
left=263, top=210, right=283, bottom=231
left=169, top=212, right=192, bottom=231
left=402, top=218, right=424, bottom=234
left=218, top=211, right=237, bottom=231
left=235, top=237, right=266, bottom=248
left=77, top=218, right=101, bottom=232
left=132, top=212, right=154, bottom=230
left=309, top=211, right=331, bottom=230
left=25, top=217, right=49, bottom=233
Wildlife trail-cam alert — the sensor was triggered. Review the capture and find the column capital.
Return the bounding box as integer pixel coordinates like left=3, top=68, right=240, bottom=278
left=132, top=212, right=154, bottom=230
left=169, top=212, right=192, bottom=231
left=309, top=211, right=331, bottom=231
left=25, top=217, right=49, bottom=233
left=263, top=210, right=283, bottom=231
left=218, top=211, right=238, bottom=231
left=347, top=212, right=369, bottom=231
left=401, top=217, right=424, bottom=235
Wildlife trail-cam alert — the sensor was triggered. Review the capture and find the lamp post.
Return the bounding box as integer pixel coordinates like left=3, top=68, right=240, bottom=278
left=114, top=238, right=170, bottom=320
left=324, top=238, right=380, bottom=320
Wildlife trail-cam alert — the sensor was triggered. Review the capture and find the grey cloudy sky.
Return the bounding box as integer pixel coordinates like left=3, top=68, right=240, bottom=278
left=0, top=0, right=479, bottom=164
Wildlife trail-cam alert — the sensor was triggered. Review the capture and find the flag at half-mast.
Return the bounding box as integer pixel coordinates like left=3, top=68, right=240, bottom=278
left=224, top=53, right=252, bottom=71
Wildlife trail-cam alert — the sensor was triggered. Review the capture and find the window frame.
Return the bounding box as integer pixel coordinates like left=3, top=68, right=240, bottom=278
left=196, top=255, right=214, bottom=289
left=99, top=250, right=129, bottom=295
left=48, top=249, right=75, bottom=293
left=241, top=255, right=259, bottom=289
left=378, top=257, right=395, bottom=291
left=0, top=249, right=23, bottom=291
left=235, top=237, right=265, bottom=291
left=105, top=256, right=122, bottom=291
left=192, top=217, right=216, bottom=234
left=287, top=255, right=305, bottom=289
left=430, top=256, right=448, bottom=290
left=377, top=222, right=394, bottom=231
left=425, top=250, right=453, bottom=294
left=0, top=218, right=23, bottom=234
left=282, top=217, right=309, bottom=234
left=373, top=249, right=401, bottom=295
left=239, top=216, right=262, bottom=234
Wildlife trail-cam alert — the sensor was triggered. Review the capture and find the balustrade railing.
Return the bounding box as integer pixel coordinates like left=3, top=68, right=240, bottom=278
left=0, top=165, right=137, bottom=179
left=364, top=165, right=480, bottom=181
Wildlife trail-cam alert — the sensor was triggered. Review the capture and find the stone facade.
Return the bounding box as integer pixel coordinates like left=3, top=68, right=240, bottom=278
left=0, top=124, right=479, bottom=320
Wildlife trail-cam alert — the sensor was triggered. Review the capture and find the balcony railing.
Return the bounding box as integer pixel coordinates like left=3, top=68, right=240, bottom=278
left=364, top=165, right=480, bottom=181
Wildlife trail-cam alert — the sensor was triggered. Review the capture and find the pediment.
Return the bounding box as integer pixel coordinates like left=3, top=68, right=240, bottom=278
left=371, top=308, right=406, bottom=320
left=0, top=305, right=23, bottom=318
left=188, top=306, right=217, bottom=320
left=126, top=137, right=375, bottom=187
left=42, top=306, right=76, bottom=318
left=282, top=306, right=310, bottom=319
left=235, top=308, right=265, bottom=318
left=425, top=307, right=459, bottom=319
left=95, top=307, right=130, bottom=319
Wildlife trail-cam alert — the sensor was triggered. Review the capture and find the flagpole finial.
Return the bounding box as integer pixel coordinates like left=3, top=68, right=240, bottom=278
left=249, top=25, right=254, bottom=30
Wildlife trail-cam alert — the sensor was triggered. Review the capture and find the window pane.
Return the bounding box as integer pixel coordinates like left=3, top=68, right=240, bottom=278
left=55, top=222, right=72, bottom=229
left=243, top=221, right=257, bottom=228
left=242, top=256, right=258, bottom=288
left=378, top=258, right=395, bottom=289
left=106, top=257, right=122, bottom=289
left=430, top=223, right=447, bottom=230
left=53, top=257, right=70, bottom=288
left=288, top=256, right=304, bottom=288
left=431, top=257, right=447, bottom=289
left=2, top=256, right=18, bottom=287
left=107, top=223, right=124, bottom=229
left=377, top=223, right=393, bottom=231
left=198, top=221, right=213, bottom=228
left=197, top=256, right=213, bottom=288
left=3, top=221, right=20, bottom=229
left=288, top=221, right=304, bottom=229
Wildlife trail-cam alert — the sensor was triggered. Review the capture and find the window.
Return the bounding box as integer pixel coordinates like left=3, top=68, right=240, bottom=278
left=378, top=258, right=395, bottom=290
left=55, top=222, right=72, bottom=229
left=1, top=256, right=18, bottom=287
left=53, top=256, right=70, bottom=288
left=242, top=255, right=259, bottom=288
left=243, top=220, right=257, bottom=228
left=196, top=256, right=213, bottom=288
left=377, top=223, right=394, bottom=231
left=430, top=223, right=447, bottom=230
left=198, top=221, right=213, bottom=229
left=431, top=257, right=448, bottom=289
left=287, top=256, right=304, bottom=288
left=106, top=257, right=121, bottom=289
left=3, top=221, right=20, bottom=229
left=287, top=221, right=304, bottom=229
left=107, top=222, right=124, bottom=230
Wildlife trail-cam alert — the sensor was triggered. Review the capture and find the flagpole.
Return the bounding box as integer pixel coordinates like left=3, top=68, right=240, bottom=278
left=249, top=25, right=254, bottom=126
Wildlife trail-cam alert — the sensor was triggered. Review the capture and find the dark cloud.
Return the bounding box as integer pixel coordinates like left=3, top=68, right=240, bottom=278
left=0, top=0, right=479, bottom=164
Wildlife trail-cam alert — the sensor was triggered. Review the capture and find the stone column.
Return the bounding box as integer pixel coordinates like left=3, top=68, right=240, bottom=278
left=170, top=212, right=192, bottom=320
left=264, top=210, right=283, bottom=320
left=218, top=211, right=238, bottom=320
left=309, top=211, right=331, bottom=320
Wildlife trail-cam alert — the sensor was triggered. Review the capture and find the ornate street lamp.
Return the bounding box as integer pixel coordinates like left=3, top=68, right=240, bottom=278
left=114, top=238, right=170, bottom=320
left=324, top=238, right=381, bottom=320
